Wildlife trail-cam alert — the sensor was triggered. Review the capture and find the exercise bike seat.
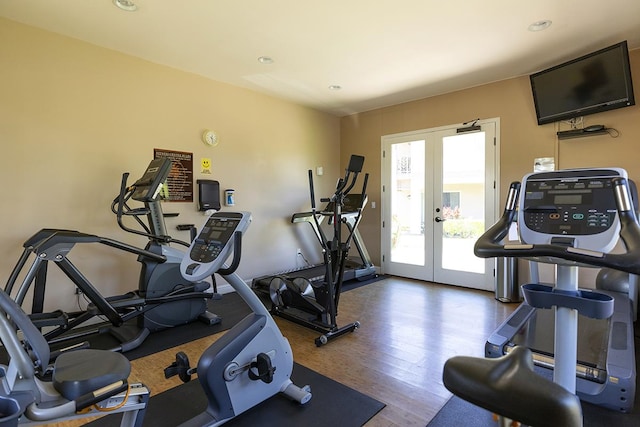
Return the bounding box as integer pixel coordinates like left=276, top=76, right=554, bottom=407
left=53, top=349, right=131, bottom=400
left=0, top=289, right=136, bottom=421
left=442, top=346, right=582, bottom=427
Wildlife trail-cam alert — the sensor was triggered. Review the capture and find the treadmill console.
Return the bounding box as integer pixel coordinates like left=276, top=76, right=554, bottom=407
left=180, top=211, right=252, bottom=282
left=518, top=168, right=626, bottom=253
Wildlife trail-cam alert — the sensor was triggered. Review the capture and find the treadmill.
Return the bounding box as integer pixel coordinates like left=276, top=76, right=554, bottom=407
left=252, top=194, right=376, bottom=289
left=485, top=168, right=636, bottom=413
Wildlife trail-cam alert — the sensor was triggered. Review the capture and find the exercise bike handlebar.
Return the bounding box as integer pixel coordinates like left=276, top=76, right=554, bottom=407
left=216, top=231, right=243, bottom=276
left=474, top=177, right=640, bottom=276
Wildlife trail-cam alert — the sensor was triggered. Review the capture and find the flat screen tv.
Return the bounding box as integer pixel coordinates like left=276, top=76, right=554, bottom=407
left=530, top=41, right=635, bottom=125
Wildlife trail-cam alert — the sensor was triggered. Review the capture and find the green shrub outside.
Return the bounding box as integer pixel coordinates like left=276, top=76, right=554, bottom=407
left=443, top=219, right=484, bottom=238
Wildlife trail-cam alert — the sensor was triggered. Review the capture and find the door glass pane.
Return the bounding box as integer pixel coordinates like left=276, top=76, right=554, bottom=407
left=390, top=140, right=425, bottom=265
left=441, top=133, right=485, bottom=273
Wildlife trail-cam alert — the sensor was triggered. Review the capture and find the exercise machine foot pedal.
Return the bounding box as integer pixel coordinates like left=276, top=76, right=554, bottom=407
left=248, top=353, right=276, bottom=384
left=29, top=309, right=68, bottom=328
left=164, top=351, right=196, bottom=383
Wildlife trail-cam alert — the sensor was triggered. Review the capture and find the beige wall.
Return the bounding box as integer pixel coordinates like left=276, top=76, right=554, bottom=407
left=342, top=49, right=640, bottom=271
left=3, top=17, right=640, bottom=310
left=0, top=18, right=341, bottom=311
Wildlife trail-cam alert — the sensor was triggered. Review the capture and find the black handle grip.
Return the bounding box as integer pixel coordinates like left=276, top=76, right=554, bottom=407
left=116, top=172, right=130, bottom=223
left=474, top=181, right=520, bottom=258
left=217, top=231, right=243, bottom=276
left=361, top=173, right=369, bottom=198
left=308, top=169, right=317, bottom=211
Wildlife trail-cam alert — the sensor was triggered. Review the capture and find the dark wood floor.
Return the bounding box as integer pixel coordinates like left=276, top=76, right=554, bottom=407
left=54, top=276, right=518, bottom=426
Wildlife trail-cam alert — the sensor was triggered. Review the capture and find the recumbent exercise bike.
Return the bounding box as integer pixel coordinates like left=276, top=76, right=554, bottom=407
left=0, top=285, right=149, bottom=426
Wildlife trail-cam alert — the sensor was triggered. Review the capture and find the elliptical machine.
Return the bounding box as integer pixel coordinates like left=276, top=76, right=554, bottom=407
left=112, top=157, right=221, bottom=330
left=260, top=155, right=368, bottom=346
left=165, top=211, right=312, bottom=426
left=4, top=158, right=216, bottom=352
left=443, top=168, right=640, bottom=426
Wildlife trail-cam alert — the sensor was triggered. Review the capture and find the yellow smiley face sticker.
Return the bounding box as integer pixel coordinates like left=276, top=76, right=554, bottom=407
left=201, top=158, right=212, bottom=174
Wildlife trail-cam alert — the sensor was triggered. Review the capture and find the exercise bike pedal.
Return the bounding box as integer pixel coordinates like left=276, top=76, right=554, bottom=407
left=248, top=352, right=276, bottom=384
left=164, top=351, right=196, bottom=383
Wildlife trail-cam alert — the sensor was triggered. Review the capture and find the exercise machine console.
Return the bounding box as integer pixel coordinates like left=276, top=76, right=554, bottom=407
left=443, top=168, right=640, bottom=426
left=165, top=211, right=312, bottom=426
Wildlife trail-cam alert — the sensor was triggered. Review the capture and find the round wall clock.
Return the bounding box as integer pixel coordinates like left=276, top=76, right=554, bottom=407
left=202, top=130, right=219, bottom=147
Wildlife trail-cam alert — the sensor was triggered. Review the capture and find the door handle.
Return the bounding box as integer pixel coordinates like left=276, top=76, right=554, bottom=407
left=435, top=217, right=446, bottom=223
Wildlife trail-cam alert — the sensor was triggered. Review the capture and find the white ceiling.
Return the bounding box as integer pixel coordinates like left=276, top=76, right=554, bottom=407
left=2, top=0, right=639, bottom=117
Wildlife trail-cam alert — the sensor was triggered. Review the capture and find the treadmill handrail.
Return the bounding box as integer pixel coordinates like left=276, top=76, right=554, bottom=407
left=474, top=177, right=640, bottom=275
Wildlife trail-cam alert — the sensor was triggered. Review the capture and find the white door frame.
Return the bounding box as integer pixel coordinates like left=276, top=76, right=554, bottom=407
left=380, top=118, right=500, bottom=291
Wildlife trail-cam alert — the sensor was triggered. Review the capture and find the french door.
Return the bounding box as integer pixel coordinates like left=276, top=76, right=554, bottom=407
left=381, top=120, right=498, bottom=291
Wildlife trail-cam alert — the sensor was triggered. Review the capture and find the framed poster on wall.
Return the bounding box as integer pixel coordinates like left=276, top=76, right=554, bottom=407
left=153, top=148, right=193, bottom=202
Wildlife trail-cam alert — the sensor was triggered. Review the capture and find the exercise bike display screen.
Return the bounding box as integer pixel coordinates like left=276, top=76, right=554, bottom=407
left=190, top=217, right=240, bottom=263
left=201, top=224, right=226, bottom=240
left=521, top=177, right=618, bottom=236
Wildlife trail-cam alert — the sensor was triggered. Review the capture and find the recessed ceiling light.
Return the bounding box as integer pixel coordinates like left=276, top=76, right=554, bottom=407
left=328, top=85, right=342, bottom=91
left=113, top=0, right=138, bottom=11
left=257, top=56, right=274, bottom=64
left=528, top=20, right=552, bottom=32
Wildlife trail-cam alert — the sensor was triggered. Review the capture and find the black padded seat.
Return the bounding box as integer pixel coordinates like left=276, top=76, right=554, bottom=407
left=443, top=346, right=582, bottom=427
left=52, top=349, right=131, bottom=400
